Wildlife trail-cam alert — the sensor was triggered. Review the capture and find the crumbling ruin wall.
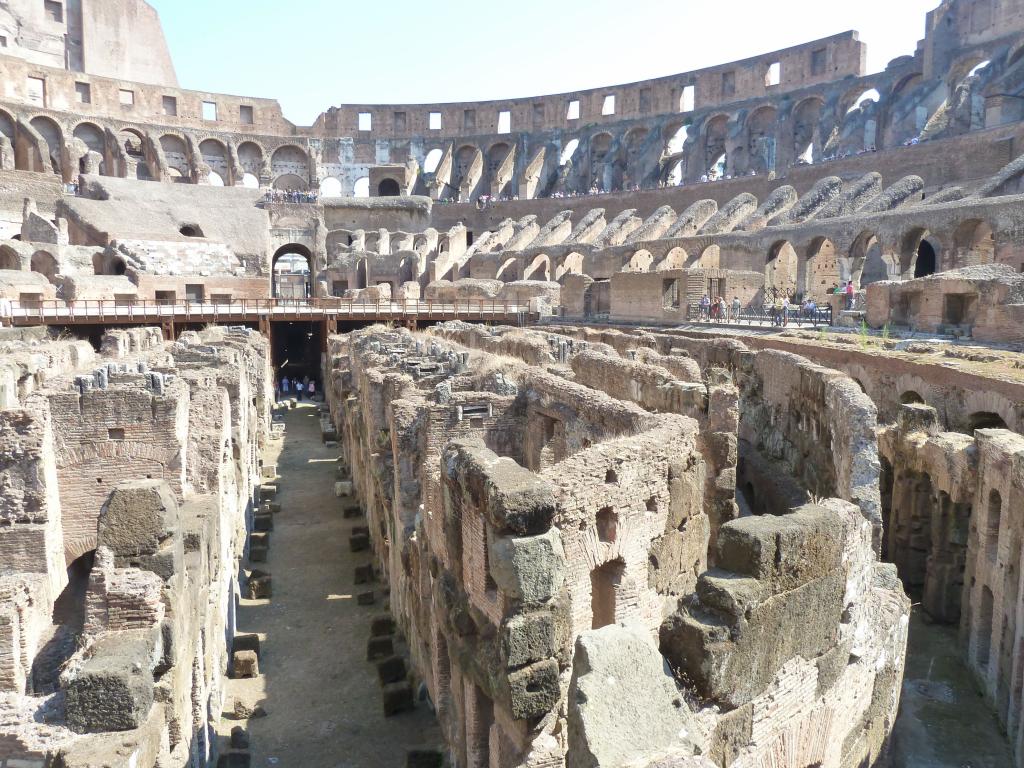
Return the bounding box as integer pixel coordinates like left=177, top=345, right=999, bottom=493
left=0, top=326, right=272, bottom=768
left=324, top=322, right=909, bottom=768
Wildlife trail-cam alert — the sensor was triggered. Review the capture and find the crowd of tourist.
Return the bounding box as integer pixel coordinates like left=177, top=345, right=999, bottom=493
left=693, top=293, right=829, bottom=327
left=276, top=374, right=319, bottom=401
left=263, top=189, right=319, bottom=204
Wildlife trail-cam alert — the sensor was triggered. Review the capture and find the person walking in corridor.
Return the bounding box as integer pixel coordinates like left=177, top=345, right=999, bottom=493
left=295, top=379, right=304, bottom=401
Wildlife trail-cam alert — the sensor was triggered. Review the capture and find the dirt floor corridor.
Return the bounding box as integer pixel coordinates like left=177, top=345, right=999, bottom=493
left=218, top=402, right=442, bottom=767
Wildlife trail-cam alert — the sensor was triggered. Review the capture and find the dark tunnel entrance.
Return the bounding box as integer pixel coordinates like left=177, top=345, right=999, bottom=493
left=271, top=321, right=323, bottom=388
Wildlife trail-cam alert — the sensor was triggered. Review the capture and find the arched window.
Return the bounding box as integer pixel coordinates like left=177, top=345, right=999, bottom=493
left=377, top=178, right=401, bottom=196
left=915, top=239, right=938, bottom=278
left=353, top=177, right=370, bottom=198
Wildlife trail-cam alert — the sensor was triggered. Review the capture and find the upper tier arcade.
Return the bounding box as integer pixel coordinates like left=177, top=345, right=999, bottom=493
left=0, top=0, right=1021, bottom=205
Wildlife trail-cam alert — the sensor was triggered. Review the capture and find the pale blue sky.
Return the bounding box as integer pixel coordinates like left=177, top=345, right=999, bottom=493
left=147, top=0, right=939, bottom=126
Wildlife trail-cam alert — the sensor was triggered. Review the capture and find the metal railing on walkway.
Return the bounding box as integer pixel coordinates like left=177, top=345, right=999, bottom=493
left=4, top=297, right=532, bottom=326
left=685, top=303, right=833, bottom=328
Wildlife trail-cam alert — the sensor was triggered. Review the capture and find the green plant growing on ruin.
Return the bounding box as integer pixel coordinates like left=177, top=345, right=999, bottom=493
left=817, top=326, right=827, bottom=344
left=882, top=323, right=891, bottom=342
left=857, top=321, right=870, bottom=350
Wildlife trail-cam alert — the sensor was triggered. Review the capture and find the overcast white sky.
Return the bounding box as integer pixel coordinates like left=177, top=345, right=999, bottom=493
left=148, top=0, right=939, bottom=125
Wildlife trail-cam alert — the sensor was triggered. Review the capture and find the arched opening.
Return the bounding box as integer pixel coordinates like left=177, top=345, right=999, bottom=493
left=624, top=127, right=649, bottom=163
left=495, top=258, right=519, bottom=283
left=559, top=138, right=580, bottom=166
left=272, top=174, right=306, bottom=192
left=522, top=254, right=550, bottom=282
left=900, top=391, right=925, bottom=405
left=353, top=177, right=370, bottom=198
left=591, top=558, right=625, bottom=629
left=30, top=251, right=57, bottom=282
left=848, top=231, right=883, bottom=287
left=703, top=115, right=729, bottom=179
left=237, top=141, right=263, bottom=178
left=625, top=249, right=653, bottom=273
left=846, top=88, right=880, bottom=114
left=272, top=244, right=312, bottom=300
left=766, top=241, right=798, bottom=293
left=746, top=106, right=778, bottom=174
left=970, top=412, right=1008, bottom=432
left=423, top=148, right=444, bottom=174
left=657, top=247, right=688, bottom=271
left=596, top=507, right=618, bottom=543
left=952, top=220, right=995, bottom=268
left=30, top=116, right=63, bottom=175
left=792, top=98, right=823, bottom=164
left=696, top=244, right=720, bottom=269
left=555, top=252, right=585, bottom=281
left=241, top=173, right=259, bottom=189
left=0, top=247, right=21, bottom=271
left=179, top=224, right=204, bottom=238
left=160, top=135, right=190, bottom=180
left=72, top=122, right=105, bottom=172
left=199, top=139, right=229, bottom=185
left=804, top=237, right=839, bottom=300
left=377, top=178, right=401, bottom=197
left=914, top=239, right=938, bottom=278
left=34, top=549, right=95, bottom=692
left=589, top=133, right=613, bottom=190
left=319, top=177, right=342, bottom=198
left=270, top=145, right=310, bottom=187
left=92, top=252, right=126, bottom=276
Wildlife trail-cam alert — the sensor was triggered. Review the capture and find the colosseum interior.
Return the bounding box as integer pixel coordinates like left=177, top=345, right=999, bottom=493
left=1, top=0, right=1024, bottom=766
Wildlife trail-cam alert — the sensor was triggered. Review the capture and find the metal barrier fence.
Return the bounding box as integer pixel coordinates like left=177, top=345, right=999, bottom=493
left=686, top=303, right=833, bottom=327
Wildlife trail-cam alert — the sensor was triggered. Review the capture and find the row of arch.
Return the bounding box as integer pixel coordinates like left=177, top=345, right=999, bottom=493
left=475, top=217, right=997, bottom=301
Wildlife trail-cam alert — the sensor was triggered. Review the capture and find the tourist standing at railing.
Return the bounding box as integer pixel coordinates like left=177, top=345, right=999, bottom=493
left=699, top=294, right=711, bottom=321
left=781, top=296, right=791, bottom=327
left=845, top=280, right=855, bottom=310
left=731, top=296, right=741, bottom=323
left=717, top=296, right=728, bottom=323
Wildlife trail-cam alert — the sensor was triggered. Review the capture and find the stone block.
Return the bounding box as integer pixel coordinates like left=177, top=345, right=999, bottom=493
left=335, top=481, right=353, bottom=497
left=97, top=479, right=183, bottom=580
left=382, top=681, right=414, bottom=716
left=233, top=633, right=261, bottom=658
left=350, top=533, right=370, bottom=552
left=376, top=655, right=407, bottom=685
left=567, top=623, right=703, bottom=767
left=249, top=544, right=268, bottom=563
left=261, top=464, right=278, bottom=479
left=231, top=650, right=259, bottom=679
left=335, top=468, right=351, bottom=481
left=249, top=531, right=269, bottom=548
left=259, top=485, right=277, bottom=501
left=65, top=635, right=155, bottom=733
left=503, top=611, right=556, bottom=668
left=261, top=502, right=281, bottom=515
left=354, top=564, right=375, bottom=584
left=489, top=528, right=566, bottom=604
left=352, top=525, right=370, bottom=536
left=230, top=726, right=249, bottom=749
left=253, top=514, right=274, bottom=533
left=343, top=504, right=364, bottom=519
left=357, top=590, right=375, bottom=606
left=370, top=615, right=396, bottom=636
left=246, top=571, right=272, bottom=600
left=507, top=658, right=560, bottom=720
left=367, top=635, right=394, bottom=661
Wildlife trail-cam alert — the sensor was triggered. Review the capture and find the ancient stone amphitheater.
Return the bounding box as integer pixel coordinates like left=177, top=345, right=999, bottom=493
left=1, top=1, right=1023, bottom=766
